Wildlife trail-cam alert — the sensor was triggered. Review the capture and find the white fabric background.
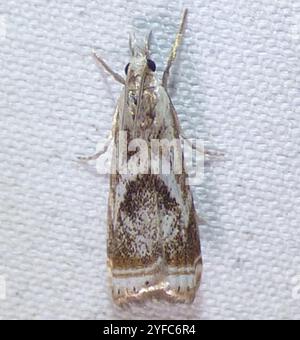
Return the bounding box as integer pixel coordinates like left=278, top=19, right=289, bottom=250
left=0, top=0, right=299, bottom=320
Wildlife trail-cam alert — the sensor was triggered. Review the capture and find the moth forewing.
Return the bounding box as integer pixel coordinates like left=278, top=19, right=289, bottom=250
left=108, top=86, right=202, bottom=304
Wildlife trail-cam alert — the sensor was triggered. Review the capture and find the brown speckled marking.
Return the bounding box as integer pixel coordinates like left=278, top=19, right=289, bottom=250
left=110, top=175, right=184, bottom=269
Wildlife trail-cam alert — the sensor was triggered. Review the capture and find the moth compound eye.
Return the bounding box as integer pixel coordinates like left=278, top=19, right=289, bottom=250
left=147, top=59, right=156, bottom=72
left=125, top=63, right=130, bottom=75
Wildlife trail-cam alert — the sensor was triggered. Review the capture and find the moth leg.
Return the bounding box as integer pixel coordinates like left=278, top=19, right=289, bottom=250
left=172, top=111, right=224, bottom=159
left=78, top=98, right=119, bottom=162
left=196, top=213, right=208, bottom=226
left=78, top=135, right=112, bottom=162
left=162, top=9, right=188, bottom=88
left=182, top=137, right=224, bottom=160
left=92, top=50, right=125, bottom=85
left=170, top=101, right=224, bottom=160
left=202, top=148, right=225, bottom=159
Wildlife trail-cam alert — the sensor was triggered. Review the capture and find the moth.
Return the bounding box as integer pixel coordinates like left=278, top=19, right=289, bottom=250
left=82, top=9, right=204, bottom=305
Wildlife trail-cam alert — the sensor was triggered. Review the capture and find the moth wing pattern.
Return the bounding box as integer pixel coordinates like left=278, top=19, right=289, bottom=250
left=107, top=87, right=202, bottom=305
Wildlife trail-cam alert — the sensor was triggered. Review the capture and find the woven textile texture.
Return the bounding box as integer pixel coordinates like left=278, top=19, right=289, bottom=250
left=0, top=0, right=299, bottom=320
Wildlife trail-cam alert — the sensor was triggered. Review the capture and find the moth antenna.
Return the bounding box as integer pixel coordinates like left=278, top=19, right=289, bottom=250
left=162, top=9, right=188, bottom=87
left=129, top=33, right=134, bottom=56
left=145, top=30, right=152, bottom=56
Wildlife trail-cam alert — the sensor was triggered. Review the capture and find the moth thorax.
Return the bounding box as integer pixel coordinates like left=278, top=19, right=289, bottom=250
left=128, top=88, right=157, bottom=131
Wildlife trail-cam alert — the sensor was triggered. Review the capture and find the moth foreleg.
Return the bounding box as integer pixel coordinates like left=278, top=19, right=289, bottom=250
left=92, top=50, right=125, bottom=85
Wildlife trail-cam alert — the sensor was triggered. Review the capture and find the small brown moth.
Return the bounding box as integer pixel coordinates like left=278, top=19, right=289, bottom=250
left=82, top=9, right=205, bottom=305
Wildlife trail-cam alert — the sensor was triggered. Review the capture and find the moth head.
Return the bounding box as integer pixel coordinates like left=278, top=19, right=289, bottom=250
left=125, top=32, right=156, bottom=77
